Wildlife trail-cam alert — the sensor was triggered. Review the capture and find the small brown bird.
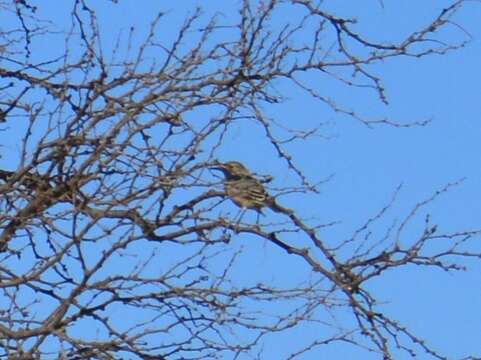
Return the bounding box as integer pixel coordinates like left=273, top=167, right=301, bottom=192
left=211, top=161, right=282, bottom=214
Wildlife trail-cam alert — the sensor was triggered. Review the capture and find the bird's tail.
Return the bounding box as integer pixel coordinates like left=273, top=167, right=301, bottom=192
left=267, top=197, right=293, bottom=215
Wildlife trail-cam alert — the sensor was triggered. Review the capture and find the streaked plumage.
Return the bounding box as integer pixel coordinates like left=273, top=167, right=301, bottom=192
left=212, top=161, right=281, bottom=214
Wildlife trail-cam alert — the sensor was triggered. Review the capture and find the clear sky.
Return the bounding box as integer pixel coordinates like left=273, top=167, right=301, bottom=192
left=2, top=1, right=481, bottom=359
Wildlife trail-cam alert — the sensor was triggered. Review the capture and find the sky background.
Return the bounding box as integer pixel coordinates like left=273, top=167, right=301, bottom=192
left=2, top=1, right=481, bottom=359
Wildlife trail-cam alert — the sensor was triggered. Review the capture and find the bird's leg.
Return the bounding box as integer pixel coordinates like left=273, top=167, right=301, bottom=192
left=232, top=208, right=246, bottom=233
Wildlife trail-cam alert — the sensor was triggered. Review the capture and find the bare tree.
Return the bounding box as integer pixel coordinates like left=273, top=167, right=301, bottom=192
left=0, top=0, right=479, bottom=359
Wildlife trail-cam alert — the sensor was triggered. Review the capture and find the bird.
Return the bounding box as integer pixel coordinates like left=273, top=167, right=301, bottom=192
left=211, top=161, right=282, bottom=214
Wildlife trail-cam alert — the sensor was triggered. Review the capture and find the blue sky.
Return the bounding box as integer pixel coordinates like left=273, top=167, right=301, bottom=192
left=2, top=1, right=481, bottom=359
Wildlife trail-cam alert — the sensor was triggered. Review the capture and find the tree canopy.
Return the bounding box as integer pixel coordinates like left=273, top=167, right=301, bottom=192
left=0, top=1, right=480, bottom=359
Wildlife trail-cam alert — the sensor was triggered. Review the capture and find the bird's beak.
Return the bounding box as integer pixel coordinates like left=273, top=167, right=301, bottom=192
left=210, top=166, right=225, bottom=173
left=209, top=163, right=228, bottom=178
left=209, top=161, right=225, bottom=170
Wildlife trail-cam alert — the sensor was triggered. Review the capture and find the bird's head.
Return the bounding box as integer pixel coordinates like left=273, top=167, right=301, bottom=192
left=211, top=161, right=251, bottom=179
